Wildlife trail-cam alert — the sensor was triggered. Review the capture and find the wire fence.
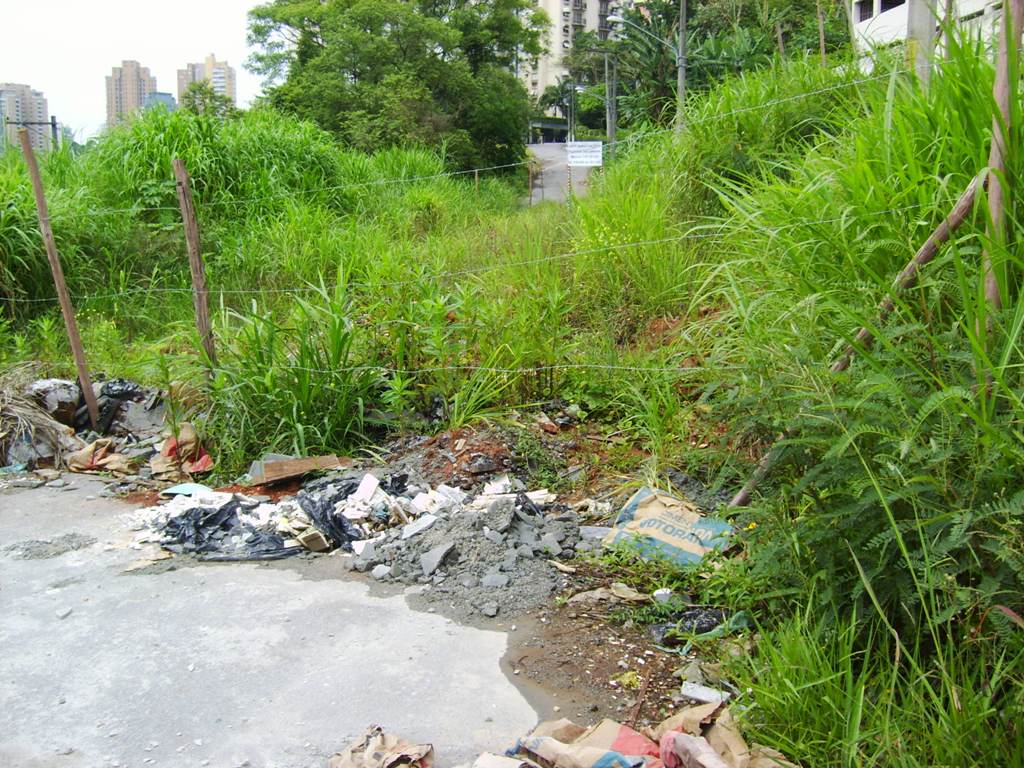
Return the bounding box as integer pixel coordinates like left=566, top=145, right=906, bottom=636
left=17, top=69, right=904, bottom=220
left=0, top=202, right=933, bottom=306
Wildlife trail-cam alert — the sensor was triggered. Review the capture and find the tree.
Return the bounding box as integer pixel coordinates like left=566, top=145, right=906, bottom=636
left=180, top=81, right=237, bottom=119
left=248, top=0, right=547, bottom=169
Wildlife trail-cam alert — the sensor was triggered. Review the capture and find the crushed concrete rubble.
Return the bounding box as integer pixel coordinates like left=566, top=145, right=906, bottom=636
left=356, top=482, right=583, bottom=619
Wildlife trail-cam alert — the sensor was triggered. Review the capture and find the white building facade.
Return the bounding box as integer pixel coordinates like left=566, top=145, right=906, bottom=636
left=853, top=0, right=1002, bottom=51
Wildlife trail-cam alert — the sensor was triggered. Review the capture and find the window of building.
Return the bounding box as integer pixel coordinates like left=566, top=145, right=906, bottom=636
left=880, top=0, right=905, bottom=11
left=855, top=0, right=873, bottom=21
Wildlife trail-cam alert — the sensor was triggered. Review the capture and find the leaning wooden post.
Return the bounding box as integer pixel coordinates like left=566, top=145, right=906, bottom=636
left=18, top=128, right=100, bottom=430
left=981, top=0, right=1024, bottom=324
left=832, top=172, right=985, bottom=373
left=729, top=173, right=984, bottom=508
left=172, top=158, right=217, bottom=370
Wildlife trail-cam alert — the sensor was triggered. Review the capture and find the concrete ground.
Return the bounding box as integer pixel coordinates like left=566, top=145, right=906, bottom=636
left=526, top=144, right=593, bottom=205
left=0, top=477, right=538, bottom=768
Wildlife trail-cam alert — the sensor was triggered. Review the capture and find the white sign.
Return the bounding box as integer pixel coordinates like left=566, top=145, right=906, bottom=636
left=566, top=141, right=604, bottom=167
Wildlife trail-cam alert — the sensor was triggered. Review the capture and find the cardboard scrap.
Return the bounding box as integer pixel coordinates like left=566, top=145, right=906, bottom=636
left=257, top=454, right=351, bottom=484
left=66, top=438, right=136, bottom=476
left=328, top=726, right=433, bottom=768
left=334, top=709, right=798, bottom=768
left=511, top=707, right=799, bottom=768
left=603, top=488, right=732, bottom=566
left=150, top=422, right=213, bottom=480
left=649, top=703, right=722, bottom=741
left=660, top=733, right=729, bottom=768
left=703, top=709, right=747, bottom=768
left=512, top=717, right=659, bottom=768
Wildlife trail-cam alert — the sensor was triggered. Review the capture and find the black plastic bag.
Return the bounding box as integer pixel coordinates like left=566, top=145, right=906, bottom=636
left=297, top=487, right=363, bottom=551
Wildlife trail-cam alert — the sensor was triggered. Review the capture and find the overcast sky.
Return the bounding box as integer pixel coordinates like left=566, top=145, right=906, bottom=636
left=1, top=0, right=265, bottom=141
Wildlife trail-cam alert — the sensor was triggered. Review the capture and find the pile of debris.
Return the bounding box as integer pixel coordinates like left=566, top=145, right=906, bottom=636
left=352, top=475, right=581, bottom=619
left=0, top=373, right=219, bottom=495
left=329, top=702, right=796, bottom=768
left=129, top=467, right=581, bottom=617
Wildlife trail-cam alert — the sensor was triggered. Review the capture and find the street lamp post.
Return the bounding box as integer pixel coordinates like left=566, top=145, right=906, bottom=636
left=608, top=4, right=687, bottom=133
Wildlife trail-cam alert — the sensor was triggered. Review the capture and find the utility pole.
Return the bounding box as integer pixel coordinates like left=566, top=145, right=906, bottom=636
left=676, top=0, right=687, bottom=132
left=907, top=0, right=937, bottom=89
left=604, top=52, right=618, bottom=152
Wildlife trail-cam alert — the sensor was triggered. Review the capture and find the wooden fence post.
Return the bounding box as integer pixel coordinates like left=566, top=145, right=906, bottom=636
left=18, top=129, right=100, bottom=430
left=172, top=158, right=217, bottom=370
left=474, top=168, right=480, bottom=192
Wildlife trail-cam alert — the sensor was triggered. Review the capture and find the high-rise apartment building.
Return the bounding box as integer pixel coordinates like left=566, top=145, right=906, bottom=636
left=522, top=1, right=633, bottom=99
left=0, top=83, right=51, bottom=151
left=106, top=60, right=158, bottom=127
left=177, top=54, right=237, bottom=104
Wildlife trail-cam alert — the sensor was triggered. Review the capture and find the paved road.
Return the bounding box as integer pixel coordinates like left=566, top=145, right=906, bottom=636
left=0, top=478, right=537, bottom=768
left=526, top=144, right=593, bottom=205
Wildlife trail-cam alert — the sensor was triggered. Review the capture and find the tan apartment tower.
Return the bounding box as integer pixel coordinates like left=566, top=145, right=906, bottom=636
left=522, top=1, right=634, bottom=100
left=177, top=54, right=237, bottom=104
left=106, top=60, right=157, bottom=127
left=0, top=83, right=50, bottom=151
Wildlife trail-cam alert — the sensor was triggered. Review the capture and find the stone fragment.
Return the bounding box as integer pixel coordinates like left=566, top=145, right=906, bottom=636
left=401, top=514, right=438, bottom=540
left=516, top=526, right=540, bottom=547
left=481, top=573, right=509, bottom=589
left=371, top=564, right=392, bottom=580
left=479, top=602, right=499, bottom=617
left=468, top=454, right=497, bottom=474
left=540, top=533, right=562, bottom=557
left=579, top=525, right=613, bottom=541
left=483, top=528, right=505, bottom=545
left=420, top=542, right=455, bottom=577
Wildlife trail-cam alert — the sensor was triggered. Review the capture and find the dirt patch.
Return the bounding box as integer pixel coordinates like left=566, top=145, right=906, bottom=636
left=123, top=488, right=162, bottom=506
left=506, top=604, right=681, bottom=729
left=215, top=480, right=304, bottom=502
left=386, top=427, right=516, bottom=489
left=5, top=532, right=97, bottom=560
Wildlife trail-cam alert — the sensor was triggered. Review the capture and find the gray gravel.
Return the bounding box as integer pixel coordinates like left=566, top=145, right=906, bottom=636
left=357, top=494, right=580, bottom=622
